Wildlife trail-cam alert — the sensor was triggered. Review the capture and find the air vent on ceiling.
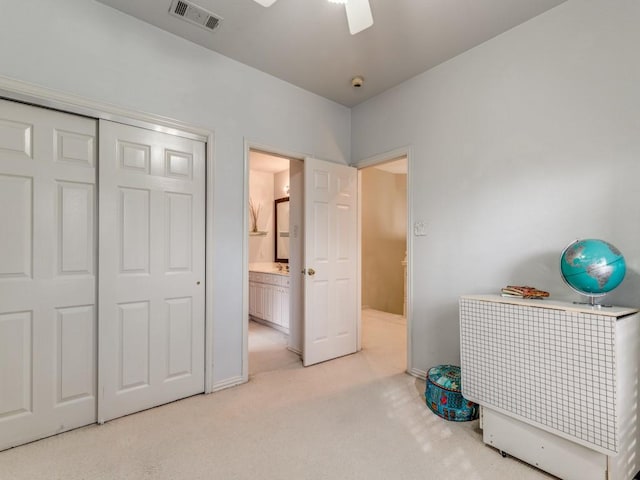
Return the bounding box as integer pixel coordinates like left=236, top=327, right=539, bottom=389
left=169, top=0, right=222, bottom=32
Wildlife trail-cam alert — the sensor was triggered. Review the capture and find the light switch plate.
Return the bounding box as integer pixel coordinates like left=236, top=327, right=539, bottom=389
left=414, top=221, right=426, bottom=236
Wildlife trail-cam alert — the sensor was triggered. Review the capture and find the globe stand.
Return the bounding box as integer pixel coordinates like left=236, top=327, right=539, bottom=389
left=573, top=295, right=612, bottom=308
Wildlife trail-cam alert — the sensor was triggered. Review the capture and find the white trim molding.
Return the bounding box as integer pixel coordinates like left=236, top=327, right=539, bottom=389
left=287, top=346, right=302, bottom=356
left=0, top=75, right=208, bottom=141
left=211, top=376, right=245, bottom=393
left=409, top=367, right=427, bottom=380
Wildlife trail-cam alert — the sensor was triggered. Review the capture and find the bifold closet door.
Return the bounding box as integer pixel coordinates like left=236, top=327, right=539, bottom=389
left=0, top=99, right=97, bottom=450
left=98, top=120, right=205, bottom=423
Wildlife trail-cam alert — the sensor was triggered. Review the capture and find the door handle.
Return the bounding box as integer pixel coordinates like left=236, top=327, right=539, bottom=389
left=302, top=268, right=316, bottom=276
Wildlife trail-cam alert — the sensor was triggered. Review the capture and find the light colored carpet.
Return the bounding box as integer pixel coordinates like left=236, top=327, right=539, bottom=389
left=0, top=309, right=554, bottom=480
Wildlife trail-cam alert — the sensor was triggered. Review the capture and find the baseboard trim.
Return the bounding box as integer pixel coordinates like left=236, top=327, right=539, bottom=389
left=250, top=315, right=290, bottom=335
left=408, top=367, right=427, bottom=380
left=287, top=346, right=302, bottom=356
left=211, top=375, right=246, bottom=392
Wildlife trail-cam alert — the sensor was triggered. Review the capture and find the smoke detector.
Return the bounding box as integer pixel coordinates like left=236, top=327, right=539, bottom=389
left=169, top=0, right=222, bottom=32
left=351, top=76, right=364, bottom=88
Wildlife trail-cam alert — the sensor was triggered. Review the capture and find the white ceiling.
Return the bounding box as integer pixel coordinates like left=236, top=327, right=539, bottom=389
left=96, top=0, right=566, bottom=107
left=373, top=157, right=407, bottom=175
left=250, top=150, right=291, bottom=173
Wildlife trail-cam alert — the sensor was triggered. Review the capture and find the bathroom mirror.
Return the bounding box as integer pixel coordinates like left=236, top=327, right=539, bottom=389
left=275, top=197, right=289, bottom=263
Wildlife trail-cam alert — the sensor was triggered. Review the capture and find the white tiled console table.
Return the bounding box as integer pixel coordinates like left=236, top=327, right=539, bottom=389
left=459, top=295, right=640, bottom=480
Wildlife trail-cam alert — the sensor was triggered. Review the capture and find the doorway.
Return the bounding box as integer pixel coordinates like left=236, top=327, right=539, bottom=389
left=247, top=149, right=301, bottom=376
left=359, top=156, right=409, bottom=371
left=244, top=148, right=361, bottom=376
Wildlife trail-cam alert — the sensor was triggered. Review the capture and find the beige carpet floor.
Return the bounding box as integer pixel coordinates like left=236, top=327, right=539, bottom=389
left=0, top=309, right=555, bottom=479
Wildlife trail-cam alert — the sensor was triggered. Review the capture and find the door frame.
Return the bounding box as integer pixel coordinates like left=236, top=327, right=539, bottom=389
left=352, top=146, right=414, bottom=376
left=0, top=75, right=217, bottom=394
left=242, top=140, right=306, bottom=381
left=242, top=141, right=412, bottom=375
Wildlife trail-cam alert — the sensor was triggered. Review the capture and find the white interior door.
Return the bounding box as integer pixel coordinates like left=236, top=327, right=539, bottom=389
left=0, top=99, right=97, bottom=449
left=98, top=120, right=205, bottom=422
left=303, top=157, right=358, bottom=366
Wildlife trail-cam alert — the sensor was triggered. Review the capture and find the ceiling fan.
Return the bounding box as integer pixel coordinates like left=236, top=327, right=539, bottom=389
left=252, top=0, right=373, bottom=35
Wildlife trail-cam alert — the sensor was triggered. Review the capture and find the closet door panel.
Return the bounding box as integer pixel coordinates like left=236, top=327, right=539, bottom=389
left=0, top=99, right=97, bottom=451
left=98, top=120, right=205, bottom=422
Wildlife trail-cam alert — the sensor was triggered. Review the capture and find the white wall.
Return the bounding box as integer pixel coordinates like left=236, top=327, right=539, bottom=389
left=274, top=170, right=290, bottom=201
left=352, top=0, right=640, bottom=373
left=248, top=170, right=275, bottom=263
left=0, top=0, right=350, bottom=386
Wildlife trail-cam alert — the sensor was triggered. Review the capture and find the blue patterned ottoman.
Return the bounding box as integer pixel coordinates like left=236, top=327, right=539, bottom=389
left=425, top=364, right=478, bottom=422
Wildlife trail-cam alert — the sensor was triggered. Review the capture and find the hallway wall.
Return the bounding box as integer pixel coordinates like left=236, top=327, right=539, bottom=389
left=362, top=168, right=407, bottom=315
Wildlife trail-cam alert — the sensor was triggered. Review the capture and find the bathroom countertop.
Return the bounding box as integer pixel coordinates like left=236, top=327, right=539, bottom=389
left=249, top=262, right=289, bottom=275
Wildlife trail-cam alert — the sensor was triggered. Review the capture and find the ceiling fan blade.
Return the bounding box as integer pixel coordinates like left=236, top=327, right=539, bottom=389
left=253, top=0, right=278, bottom=6
left=345, top=0, right=373, bottom=35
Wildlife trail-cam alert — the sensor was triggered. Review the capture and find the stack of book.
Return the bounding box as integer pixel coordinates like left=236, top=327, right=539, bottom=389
left=500, top=285, right=549, bottom=299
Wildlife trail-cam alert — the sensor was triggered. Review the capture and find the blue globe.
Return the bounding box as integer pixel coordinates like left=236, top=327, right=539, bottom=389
left=560, top=239, right=626, bottom=298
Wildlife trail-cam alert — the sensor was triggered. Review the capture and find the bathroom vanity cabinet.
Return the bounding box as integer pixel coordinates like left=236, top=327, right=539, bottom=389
left=249, top=270, right=290, bottom=333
